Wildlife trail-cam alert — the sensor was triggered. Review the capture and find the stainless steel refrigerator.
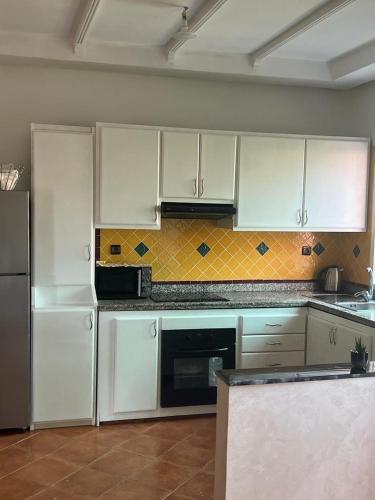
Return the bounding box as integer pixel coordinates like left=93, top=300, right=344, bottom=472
left=0, top=191, right=30, bottom=430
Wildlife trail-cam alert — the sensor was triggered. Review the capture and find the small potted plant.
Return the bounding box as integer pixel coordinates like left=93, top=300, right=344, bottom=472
left=351, top=337, right=369, bottom=373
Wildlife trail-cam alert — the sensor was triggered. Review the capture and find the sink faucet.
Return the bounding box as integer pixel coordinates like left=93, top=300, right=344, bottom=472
left=354, top=267, right=374, bottom=302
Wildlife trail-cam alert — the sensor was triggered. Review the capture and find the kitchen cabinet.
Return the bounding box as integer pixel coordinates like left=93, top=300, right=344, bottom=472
left=161, top=131, right=236, bottom=202
left=96, top=124, right=160, bottom=229
left=161, top=131, right=199, bottom=199
left=32, top=308, right=95, bottom=425
left=113, top=317, right=158, bottom=413
left=32, top=125, right=94, bottom=286
left=306, top=310, right=372, bottom=365
left=240, top=308, right=306, bottom=369
left=199, top=133, right=236, bottom=201
left=236, top=135, right=305, bottom=230
left=303, top=138, right=369, bottom=231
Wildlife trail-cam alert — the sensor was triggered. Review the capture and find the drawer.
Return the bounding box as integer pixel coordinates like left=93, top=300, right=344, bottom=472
left=240, top=351, right=304, bottom=369
left=242, top=312, right=306, bottom=335
left=242, top=334, right=305, bottom=353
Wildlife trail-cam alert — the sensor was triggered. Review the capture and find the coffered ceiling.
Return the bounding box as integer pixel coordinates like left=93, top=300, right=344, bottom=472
left=2, top=0, right=375, bottom=88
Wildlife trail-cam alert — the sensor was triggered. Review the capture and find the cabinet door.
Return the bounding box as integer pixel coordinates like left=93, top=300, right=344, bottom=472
left=306, top=315, right=337, bottom=365
left=32, top=129, right=93, bottom=286
left=335, top=325, right=372, bottom=364
left=161, top=131, right=199, bottom=199
left=32, top=309, right=95, bottom=423
left=113, top=317, right=158, bottom=413
left=199, top=133, right=236, bottom=201
left=236, top=136, right=305, bottom=230
left=98, top=126, right=160, bottom=227
left=304, top=139, right=369, bottom=231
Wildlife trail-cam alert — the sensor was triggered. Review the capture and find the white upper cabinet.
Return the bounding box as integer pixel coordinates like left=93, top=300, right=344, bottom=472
left=161, top=131, right=236, bottom=202
left=236, top=136, right=305, bottom=230
left=303, top=139, right=369, bottom=231
left=97, top=125, right=160, bottom=229
left=32, top=126, right=93, bottom=286
left=161, top=131, right=199, bottom=199
left=199, top=133, right=236, bottom=201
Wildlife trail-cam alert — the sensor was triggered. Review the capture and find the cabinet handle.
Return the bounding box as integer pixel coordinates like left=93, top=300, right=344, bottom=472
left=152, top=321, right=157, bottom=338
left=200, top=178, right=204, bottom=197
left=297, top=209, right=302, bottom=225
left=266, top=341, right=282, bottom=346
left=153, top=206, right=158, bottom=222
left=328, top=327, right=332, bottom=345
left=265, top=323, right=283, bottom=327
left=193, top=178, right=198, bottom=196
left=303, top=209, right=308, bottom=226
left=89, top=312, right=93, bottom=331
left=266, top=363, right=281, bottom=367
left=86, top=244, right=91, bottom=262
left=332, top=327, right=337, bottom=346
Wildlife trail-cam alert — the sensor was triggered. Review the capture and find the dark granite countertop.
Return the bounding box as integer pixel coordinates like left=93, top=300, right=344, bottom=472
left=216, top=362, right=375, bottom=386
left=97, top=289, right=375, bottom=328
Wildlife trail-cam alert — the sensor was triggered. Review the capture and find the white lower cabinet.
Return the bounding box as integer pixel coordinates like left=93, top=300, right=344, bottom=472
left=240, top=308, right=306, bottom=369
left=113, top=317, right=158, bottom=413
left=306, top=309, right=373, bottom=365
left=32, top=308, right=95, bottom=425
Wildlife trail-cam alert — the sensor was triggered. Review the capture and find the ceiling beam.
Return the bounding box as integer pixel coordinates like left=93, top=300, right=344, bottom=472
left=71, top=0, right=103, bottom=53
left=249, top=0, right=358, bottom=66
left=165, top=0, right=229, bottom=63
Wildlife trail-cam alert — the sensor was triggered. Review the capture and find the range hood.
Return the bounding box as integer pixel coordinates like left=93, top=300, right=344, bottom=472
left=161, top=202, right=236, bottom=220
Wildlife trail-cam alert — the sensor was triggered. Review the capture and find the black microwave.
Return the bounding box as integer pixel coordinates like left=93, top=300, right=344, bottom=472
left=95, top=265, right=152, bottom=300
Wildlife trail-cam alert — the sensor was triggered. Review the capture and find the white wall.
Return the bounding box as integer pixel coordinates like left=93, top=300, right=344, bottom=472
left=349, top=80, right=375, bottom=139
left=0, top=62, right=356, bottom=189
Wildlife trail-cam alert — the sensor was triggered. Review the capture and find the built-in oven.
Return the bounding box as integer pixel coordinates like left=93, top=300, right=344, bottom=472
left=161, top=328, right=236, bottom=407
left=95, top=264, right=152, bottom=300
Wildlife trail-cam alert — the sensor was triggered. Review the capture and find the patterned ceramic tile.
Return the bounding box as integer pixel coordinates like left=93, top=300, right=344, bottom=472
left=134, top=242, right=149, bottom=257
left=353, top=244, right=361, bottom=258
left=313, top=243, right=325, bottom=256
left=197, top=243, right=211, bottom=257
left=256, top=242, right=269, bottom=256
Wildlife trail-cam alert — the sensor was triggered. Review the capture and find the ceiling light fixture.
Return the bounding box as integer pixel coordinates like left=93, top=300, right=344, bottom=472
left=173, top=6, right=197, bottom=41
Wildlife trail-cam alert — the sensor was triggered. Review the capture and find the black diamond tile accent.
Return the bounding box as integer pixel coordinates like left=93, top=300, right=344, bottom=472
left=197, top=243, right=211, bottom=257
left=256, top=242, right=269, bottom=256
left=313, top=242, right=325, bottom=256
left=134, top=242, right=149, bottom=257
left=353, top=244, right=361, bottom=258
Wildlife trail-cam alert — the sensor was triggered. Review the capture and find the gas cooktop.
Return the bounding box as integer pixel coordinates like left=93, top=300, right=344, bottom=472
left=151, top=293, right=229, bottom=303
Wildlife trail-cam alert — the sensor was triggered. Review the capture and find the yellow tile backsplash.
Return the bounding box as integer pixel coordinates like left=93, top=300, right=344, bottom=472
left=99, top=221, right=371, bottom=283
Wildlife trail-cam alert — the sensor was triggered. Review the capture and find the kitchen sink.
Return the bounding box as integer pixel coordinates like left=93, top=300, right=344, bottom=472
left=335, top=301, right=375, bottom=311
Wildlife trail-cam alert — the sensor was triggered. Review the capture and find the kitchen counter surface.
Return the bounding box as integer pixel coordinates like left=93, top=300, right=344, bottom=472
left=216, top=362, right=375, bottom=386
left=97, top=289, right=375, bottom=328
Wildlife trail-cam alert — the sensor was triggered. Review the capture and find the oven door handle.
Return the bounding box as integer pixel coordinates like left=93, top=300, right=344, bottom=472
left=177, top=347, right=230, bottom=354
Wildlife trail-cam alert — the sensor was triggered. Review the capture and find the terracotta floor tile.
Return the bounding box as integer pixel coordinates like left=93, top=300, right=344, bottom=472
left=90, top=448, right=154, bottom=478
left=31, top=485, right=93, bottom=499
left=52, top=439, right=109, bottom=466
left=15, top=432, right=68, bottom=458
left=202, top=459, right=215, bottom=474
left=0, top=476, right=42, bottom=499
left=164, top=494, right=194, bottom=500
left=0, top=430, right=38, bottom=450
left=11, top=455, right=79, bottom=486
left=119, top=434, right=176, bottom=458
left=57, top=467, right=119, bottom=497
left=132, top=460, right=196, bottom=492
left=79, top=427, right=139, bottom=448
left=174, top=472, right=214, bottom=499
left=144, top=419, right=204, bottom=442
left=184, top=429, right=217, bottom=450
left=100, top=477, right=170, bottom=499
left=161, top=440, right=214, bottom=468
left=46, top=426, right=96, bottom=439
left=0, top=446, right=35, bottom=476
left=101, top=421, right=157, bottom=434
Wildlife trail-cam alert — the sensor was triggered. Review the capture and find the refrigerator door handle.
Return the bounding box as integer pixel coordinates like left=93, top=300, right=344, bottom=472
left=86, top=244, right=91, bottom=262
left=88, top=312, right=94, bottom=331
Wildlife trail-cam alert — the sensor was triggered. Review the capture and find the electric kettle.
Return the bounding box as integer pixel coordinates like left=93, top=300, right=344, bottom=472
left=318, top=266, right=343, bottom=292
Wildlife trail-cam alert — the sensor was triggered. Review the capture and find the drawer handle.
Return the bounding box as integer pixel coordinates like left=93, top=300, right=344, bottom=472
left=265, top=323, right=283, bottom=327
left=266, top=363, right=281, bottom=367
left=266, top=341, right=282, bottom=346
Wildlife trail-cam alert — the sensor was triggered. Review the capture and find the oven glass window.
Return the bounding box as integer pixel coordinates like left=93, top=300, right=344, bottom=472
left=173, top=356, right=223, bottom=390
